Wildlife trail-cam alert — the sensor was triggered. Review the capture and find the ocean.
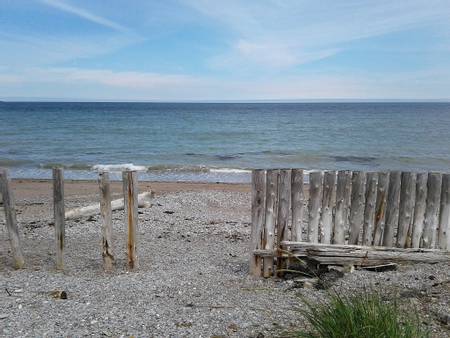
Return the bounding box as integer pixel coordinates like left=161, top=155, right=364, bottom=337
left=1, top=102, right=450, bottom=183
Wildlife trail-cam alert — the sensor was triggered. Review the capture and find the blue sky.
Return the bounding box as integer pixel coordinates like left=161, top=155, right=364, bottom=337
left=1, top=0, right=450, bottom=101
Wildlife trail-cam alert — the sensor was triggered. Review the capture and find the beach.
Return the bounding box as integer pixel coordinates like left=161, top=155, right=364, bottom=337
left=1, top=179, right=449, bottom=337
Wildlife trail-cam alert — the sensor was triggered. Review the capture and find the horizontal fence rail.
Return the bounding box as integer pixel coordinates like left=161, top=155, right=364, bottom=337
left=250, top=169, right=450, bottom=277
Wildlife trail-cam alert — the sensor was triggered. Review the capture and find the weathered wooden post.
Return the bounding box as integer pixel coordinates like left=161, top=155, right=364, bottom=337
left=411, top=173, right=428, bottom=248
left=349, top=171, right=366, bottom=245
left=372, top=172, right=389, bottom=246
left=123, top=170, right=139, bottom=270
left=99, top=171, right=114, bottom=271
left=53, top=167, right=65, bottom=270
left=362, top=172, right=378, bottom=246
left=438, top=173, right=450, bottom=250
left=0, top=168, right=25, bottom=269
left=262, top=170, right=278, bottom=277
left=333, top=170, right=352, bottom=244
left=320, top=171, right=336, bottom=244
left=383, top=171, right=401, bottom=247
left=250, top=169, right=266, bottom=277
left=308, top=171, right=323, bottom=243
left=291, top=169, right=304, bottom=242
left=276, top=169, right=291, bottom=276
left=422, top=173, right=442, bottom=248
left=396, top=172, right=416, bottom=248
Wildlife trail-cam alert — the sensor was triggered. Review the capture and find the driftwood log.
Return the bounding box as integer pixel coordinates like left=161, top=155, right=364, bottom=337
left=278, top=241, right=450, bottom=266
left=64, top=191, right=153, bottom=220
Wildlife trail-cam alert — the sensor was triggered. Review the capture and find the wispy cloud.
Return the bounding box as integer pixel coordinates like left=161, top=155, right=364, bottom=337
left=40, top=0, right=130, bottom=33
left=188, top=0, right=450, bottom=69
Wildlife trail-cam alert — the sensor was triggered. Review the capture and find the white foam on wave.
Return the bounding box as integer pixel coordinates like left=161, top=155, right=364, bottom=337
left=209, top=168, right=251, bottom=174
left=92, top=163, right=147, bottom=172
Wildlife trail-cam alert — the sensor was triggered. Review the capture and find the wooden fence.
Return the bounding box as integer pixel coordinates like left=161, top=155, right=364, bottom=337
left=250, top=169, right=450, bottom=277
left=0, top=168, right=140, bottom=271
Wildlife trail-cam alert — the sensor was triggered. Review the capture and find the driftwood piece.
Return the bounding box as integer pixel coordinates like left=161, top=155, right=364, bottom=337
left=0, top=169, right=25, bottom=269
left=320, top=171, right=336, bottom=244
left=99, top=172, right=114, bottom=271
left=262, top=170, right=278, bottom=277
left=349, top=171, right=366, bottom=244
left=422, top=173, right=442, bottom=248
left=438, top=173, right=450, bottom=250
left=308, top=171, right=323, bottom=243
left=411, top=173, right=428, bottom=248
left=290, top=169, right=304, bottom=242
left=53, top=168, right=65, bottom=270
left=362, top=172, right=378, bottom=246
left=383, top=171, right=401, bottom=247
left=65, top=192, right=153, bottom=220
left=123, top=171, right=139, bottom=270
left=250, top=170, right=266, bottom=277
left=333, top=170, right=352, bottom=244
left=279, top=241, right=450, bottom=266
left=276, top=169, right=291, bottom=276
left=396, top=172, right=416, bottom=248
left=372, top=172, right=389, bottom=246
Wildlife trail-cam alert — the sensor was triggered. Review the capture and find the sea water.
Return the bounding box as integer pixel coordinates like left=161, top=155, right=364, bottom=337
left=1, top=102, right=450, bottom=183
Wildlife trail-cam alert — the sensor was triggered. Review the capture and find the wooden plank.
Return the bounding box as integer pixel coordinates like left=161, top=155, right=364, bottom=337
left=348, top=171, right=366, bottom=245
left=372, top=172, right=389, bottom=246
left=278, top=242, right=450, bottom=265
left=411, top=173, right=428, bottom=248
left=262, top=170, right=278, bottom=277
left=123, top=170, right=139, bottom=270
left=99, top=171, right=114, bottom=271
left=0, top=169, right=25, bottom=269
left=422, top=173, right=442, bottom=248
left=320, top=171, right=336, bottom=244
left=362, top=172, right=378, bottom=246
left=308, top=171, right=323, bottom=243
left=396, top=172, right=416, bottom=248
left=53, top=168, right=65, bottom=270
left=438, top=173, right=450, bottom=250
left=250, top=170, right=266, bottom=277
left=290, top=169, right=304, bottom=242
left=333, top=170, right=352, bottom=244
left=382, top=171, right=401, bottom=247
left=276, top=169, right=291, bottom=276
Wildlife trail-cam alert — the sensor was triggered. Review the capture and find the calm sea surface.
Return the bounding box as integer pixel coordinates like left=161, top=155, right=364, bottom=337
left=1, top=102, right=450, bottom=182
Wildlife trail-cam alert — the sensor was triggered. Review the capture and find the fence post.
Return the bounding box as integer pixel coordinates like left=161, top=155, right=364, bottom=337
left=262, top=170, right=278, bottom=277
left=276, top=169, right=291, bottom=276
left=0, top=168, right=25, bottom=269
left=53, top=167, right=65, bottom=270
left=250, top=170, right=265, bottom=277
left=123, top=170, right=139, bottom=270
left=99, top=171, right=114, bottom=270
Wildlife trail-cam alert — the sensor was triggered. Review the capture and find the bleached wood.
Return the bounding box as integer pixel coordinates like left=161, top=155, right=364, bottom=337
left=349, top=171, right=366, bottom=244
left=372, top=172, right=389, bottom=246
left=308, top=171, right=323, bottom=243
left=276, top=169, right=291, bottom=275
left=262, top=170, right=278, bottom=277
left=0, top=169, right=25, bottom=269
left=411, top=173, right=428, bottom=248
left=362, top=172, right=378, bottom=246
left=99, top=172, right=114, bottom=271
left=123, top=170, right=139, bottom=270
left=53, top=167, right=65, bottom=270
left=320, top=171, right=336, bottom=244
left=422, top=173, right=442, bottom=248
left=290, top=169, right=304, bottom=241
left=383, top=171, right=401, bottom=247
left=278, top=241, right=450, bottom=265
left=64, top=192, right=153, bottom=220
left=333, top=170, right=352, bottom=244
left=438, top=173, right=450, bottom=250
left=250, top=170, right=266, bottom=276
left=396, top=172, right=416, bottom=248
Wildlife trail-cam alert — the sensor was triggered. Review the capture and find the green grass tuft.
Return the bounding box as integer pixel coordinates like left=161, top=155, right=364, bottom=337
left=291, top=292, right=428, bottom=338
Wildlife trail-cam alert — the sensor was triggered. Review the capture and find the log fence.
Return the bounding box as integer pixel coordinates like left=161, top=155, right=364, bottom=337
left=0, top=168, right=143, bottom=271
left=251, top=169, right=450, bottom=277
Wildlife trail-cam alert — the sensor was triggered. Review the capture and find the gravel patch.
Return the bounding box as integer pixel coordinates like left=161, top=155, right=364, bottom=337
left=1, top=189, right=449, bottom=337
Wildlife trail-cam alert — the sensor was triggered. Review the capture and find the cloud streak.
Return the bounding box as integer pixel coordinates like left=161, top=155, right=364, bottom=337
left=40, top=0, right=130, bottom=32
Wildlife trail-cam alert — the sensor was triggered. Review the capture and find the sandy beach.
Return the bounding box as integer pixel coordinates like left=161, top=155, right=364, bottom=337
left=0, top=179, right=449, bottom=337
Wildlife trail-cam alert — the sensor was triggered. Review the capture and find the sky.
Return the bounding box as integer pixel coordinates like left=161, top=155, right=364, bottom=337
left=0, top=0, right=450, bottom=101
